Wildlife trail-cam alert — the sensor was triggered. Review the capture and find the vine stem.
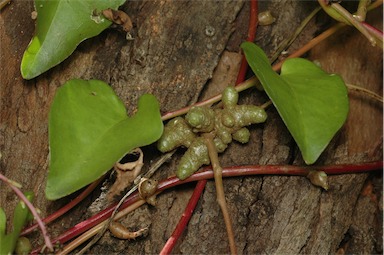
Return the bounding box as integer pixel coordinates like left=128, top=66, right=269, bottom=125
left=330, top=2, right=380, bottom=47
left=347, top=83, right=383, bottom=103
left=362, top=21, right=383, bottom=44
left=273, top=0, right=383, bottom=70
left=0, top=173, right=53, bottom=251
left=235, top=0, right=258, bottom=85
left=56, top=200, right=146, bottom=255
left=30, top=161, right=382, bottom=254
left=161, top=78, right=257, bottom=121
left=21, top=175, right=105, bottom=236
left=159, top=179, right=207, bottom=255
left=203, top=133, right=237, bottom=254
left=271, top=6, right=322, bottom=63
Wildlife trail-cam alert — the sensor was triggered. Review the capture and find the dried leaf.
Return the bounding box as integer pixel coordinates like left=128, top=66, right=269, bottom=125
left=107, top=148, right=144, bottom=201
left=109, top=221, right=148, bottom=240
left=102, top=8, right=133, bottom=32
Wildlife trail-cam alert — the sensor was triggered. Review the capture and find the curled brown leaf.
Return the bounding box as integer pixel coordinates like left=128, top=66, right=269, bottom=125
left=102, top=8, right=133, bottom=32
left=109, top=221, right=148, bottom=240
left=107, top=148, right=143, bottom=201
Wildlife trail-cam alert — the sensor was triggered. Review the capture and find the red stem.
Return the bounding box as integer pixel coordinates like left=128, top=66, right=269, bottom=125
left=0, top=173, right=53, bottom=251
left=159, top=180, right=207, bottom=255
left=21, top=177, right=103, bottom=236
left=362, top=21, right=383, bottom=40
left=53, top=193, right=139, bottom=247
left=235, top=0, right=258, bottom=85
left=30, top=161, right=382, bottom=254
left=157, top=161, right=383, bottom=192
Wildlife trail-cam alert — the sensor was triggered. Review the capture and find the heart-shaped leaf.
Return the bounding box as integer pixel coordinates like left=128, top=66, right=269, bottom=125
left=46, top=79, right=163, bottom=200
left=21, top=0, right=125, bottom=80
left=242, top=42, right=349, bottom=164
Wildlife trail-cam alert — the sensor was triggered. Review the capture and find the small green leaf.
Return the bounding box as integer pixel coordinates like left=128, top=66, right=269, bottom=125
left=242, top=42, right=349, bottom=164
left=21, top=0, right=125, bottom=79
left=46, top=79, right=163, bottom=200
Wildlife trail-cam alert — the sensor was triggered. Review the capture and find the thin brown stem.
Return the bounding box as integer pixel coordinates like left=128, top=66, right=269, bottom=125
left=271, top=6, right=321, bottom=63
left=273, top=0, right=383, bottom=70
left=261, top=100, right=272, bottom=109
left=272, top=23, right=345, bottom=71
left=58, top=200, right=146, bottom=255
left=347, top=83, right=383, bottom=103
left=330, top=2, right=377, bottom=46
left=203, top=133, right=237, bottom=254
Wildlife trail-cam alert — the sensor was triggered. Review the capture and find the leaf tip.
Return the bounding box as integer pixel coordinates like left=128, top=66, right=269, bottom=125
left=20, top=37, right=42, bottom=80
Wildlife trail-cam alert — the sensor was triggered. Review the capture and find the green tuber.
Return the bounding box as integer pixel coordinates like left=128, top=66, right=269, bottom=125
left=157, top=117, right=197, bottom=152
left=158, top=86, right=267, bottom=180
left=177, top=137, right=211, bottom=180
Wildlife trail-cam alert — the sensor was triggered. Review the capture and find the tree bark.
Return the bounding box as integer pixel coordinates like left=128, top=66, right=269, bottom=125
left=0, top=1, right=382, bottom=254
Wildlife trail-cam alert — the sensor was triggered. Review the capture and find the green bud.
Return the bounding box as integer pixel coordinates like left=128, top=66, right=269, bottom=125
left=221, top=112, right=235, bottom=128
left=185, top=106, right=215, bottom=132
left=232, top=127, right=250, bottom=143
left=307, top=170, right=329, bottom=190
left=214, top=137, right=228, bottom=153
left=222, top=86, right=238, bottom=107
left=15, top=237, right=32, bottom=255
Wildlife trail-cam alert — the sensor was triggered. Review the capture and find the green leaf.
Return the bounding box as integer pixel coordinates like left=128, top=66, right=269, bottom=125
left=242, top=42, right=349, bottom=164
left=0, top=192, right=34, bottom=255
left=21, top=0, right=125, bottom=80
left=46, top=79, right=163, bottom=200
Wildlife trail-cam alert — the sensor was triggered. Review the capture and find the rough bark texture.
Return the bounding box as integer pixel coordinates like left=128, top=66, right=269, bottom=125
left=0, top=1, right=382, bottom=254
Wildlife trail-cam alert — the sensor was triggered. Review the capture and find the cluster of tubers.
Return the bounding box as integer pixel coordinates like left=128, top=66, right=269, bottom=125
left=157, top=86, right=267, bottom=180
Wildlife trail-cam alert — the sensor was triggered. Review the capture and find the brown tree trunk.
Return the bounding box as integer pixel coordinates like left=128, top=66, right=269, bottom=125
left=1, top=1, right=382, bottom=254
